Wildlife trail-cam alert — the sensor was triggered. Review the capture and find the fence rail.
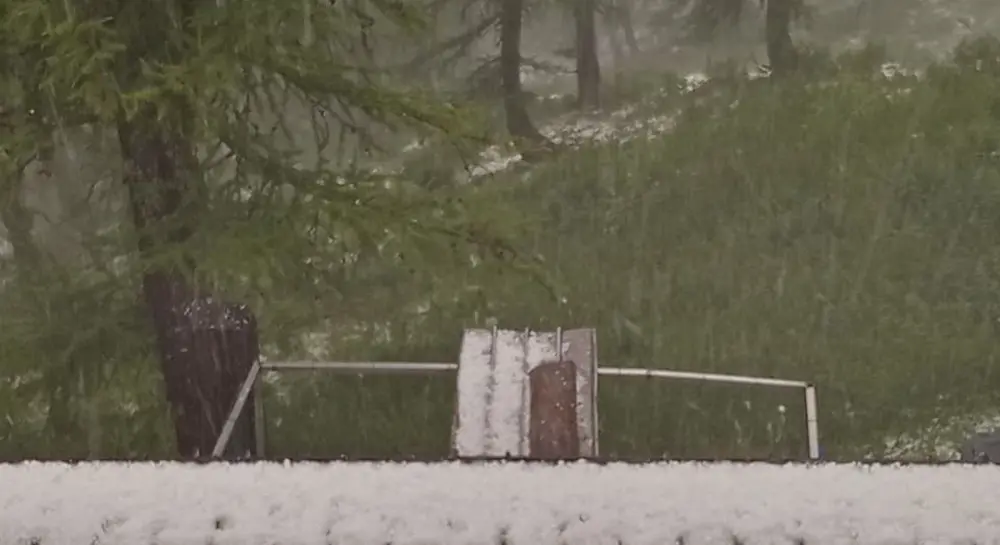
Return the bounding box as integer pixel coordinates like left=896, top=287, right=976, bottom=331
left=263, top=361, right=458, bottom=373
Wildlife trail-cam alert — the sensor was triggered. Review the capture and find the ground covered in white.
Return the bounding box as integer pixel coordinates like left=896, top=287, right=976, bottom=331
left=4, top=461, right=1000, bottom=545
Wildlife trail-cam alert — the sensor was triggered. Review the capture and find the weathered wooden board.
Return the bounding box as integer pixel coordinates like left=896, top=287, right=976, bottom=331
left=452, top=328, right=598, bottom=458
left=529, top=360, right=580, bottom=459
left=562, top=328, right=599, bottom=457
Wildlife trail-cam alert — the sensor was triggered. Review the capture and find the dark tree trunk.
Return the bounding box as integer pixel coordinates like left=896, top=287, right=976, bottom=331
left=765, top=0, right=797, bottom=76
left=112, top=0, right=260, bottom=459
left=500, top=0, right=544, bottom=145
left=575, top=0, right=601, bottom=110
left=609, top=32, right=625, bottom=70
left=604, top=1, right=624, bottom=68
left=619, top=1, right=640, bottom=55
left=181, top=295, right=260, bottom=458
left=118, top=107, right=258, bottom=459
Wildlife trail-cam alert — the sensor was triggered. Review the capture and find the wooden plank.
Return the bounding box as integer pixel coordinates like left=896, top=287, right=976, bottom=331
left=562, top=328, right=599, bottom=457
left=490, top=329, right=529, bottom=456
left=529, top=360, right=580, bottom=459
left=453, top=328, right=494, bottom=457
left=453, top=327, right=599, bottom=458
left=525, top=330, right=559, bottom=454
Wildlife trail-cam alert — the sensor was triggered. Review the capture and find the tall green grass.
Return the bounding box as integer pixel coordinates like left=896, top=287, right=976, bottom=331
left=261, top=39, right=1000, bottom=461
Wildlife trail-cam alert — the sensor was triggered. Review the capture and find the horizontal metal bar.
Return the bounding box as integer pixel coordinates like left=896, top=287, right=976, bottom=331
left=597, top=367, right=809, bottom=389
left=262, top=361, right=458, bottom=373
left=261, top=361, right=807, bottom=389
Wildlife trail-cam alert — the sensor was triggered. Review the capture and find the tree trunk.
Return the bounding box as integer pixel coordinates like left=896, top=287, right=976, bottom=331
left=608, top=22, right=625, bottom=69
left=500, top=0, right=544, bottom=146
left=604, top=1, right=624, bottom=69
left=575, top=0, right=602, bottom=110
left=619, top=1, right=640, bottom=55
left=765, top=0, right=797, bottom=76
left=112, top=0, right=260, bottom=459
left=118, top=107, right=258, bottom=459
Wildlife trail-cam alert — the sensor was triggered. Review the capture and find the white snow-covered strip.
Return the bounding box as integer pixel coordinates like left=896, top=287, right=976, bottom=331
left=684, top=72, right=711, bottom=92
left=3, top=462, right=1000, bottom=545
left=454, top=329, right=495, bottom=457
left=468, top=148, right=524, bottom=178
left=526, top=331, right=560, bottom=372
left=489, top=329, right=529, bottom=456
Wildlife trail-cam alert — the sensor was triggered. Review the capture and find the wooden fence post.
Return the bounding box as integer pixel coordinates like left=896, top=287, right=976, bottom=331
left=529, top=360, right=580, bottom=459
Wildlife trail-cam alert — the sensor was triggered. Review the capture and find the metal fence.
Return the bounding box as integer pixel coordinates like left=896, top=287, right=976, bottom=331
left=213, top=360, right=820, bottom=460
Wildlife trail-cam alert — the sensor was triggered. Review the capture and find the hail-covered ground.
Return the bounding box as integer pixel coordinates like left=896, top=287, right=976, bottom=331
left=4, top=461, right=1000, bottom=545
left=461, top=69, right=708, bottom=178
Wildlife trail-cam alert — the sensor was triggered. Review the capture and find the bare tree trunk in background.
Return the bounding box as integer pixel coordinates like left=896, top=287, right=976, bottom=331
left=765, top=0, right=797, bottom=76
left=575, top=0, right=601, bottom=110
left=500, top=0, right=545, bottom=147
left=609, top=28, right=625, bottom=69
left=605, top=1, right=623, bottom=69
left=604, top=0, right=638, bottom=72
left=619, top=0, right=640, bottom=55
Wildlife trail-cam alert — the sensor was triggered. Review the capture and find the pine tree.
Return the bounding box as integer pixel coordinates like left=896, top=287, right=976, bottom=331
left=2, top=0, right=515, bottom=458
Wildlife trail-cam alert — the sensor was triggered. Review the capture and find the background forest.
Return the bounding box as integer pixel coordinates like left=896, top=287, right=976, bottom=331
left=3, top=0, right=1000, bottom=462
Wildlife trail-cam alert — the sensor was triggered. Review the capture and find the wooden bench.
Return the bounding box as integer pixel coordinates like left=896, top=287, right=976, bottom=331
left=451, top=327, right=599, bottom=458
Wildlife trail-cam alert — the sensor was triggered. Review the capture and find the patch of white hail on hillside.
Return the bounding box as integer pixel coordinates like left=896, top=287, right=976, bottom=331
left=468, top=60, right=928, bottom=179
left=467, top=72, right=713, bottom=178
left=881, top=409, right=1000, bottom=461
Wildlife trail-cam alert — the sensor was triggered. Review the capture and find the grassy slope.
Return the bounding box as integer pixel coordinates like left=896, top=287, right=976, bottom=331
left=526, top=43, right=1000, bottom=461
left=262, top=40, right=1000, bottom=462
